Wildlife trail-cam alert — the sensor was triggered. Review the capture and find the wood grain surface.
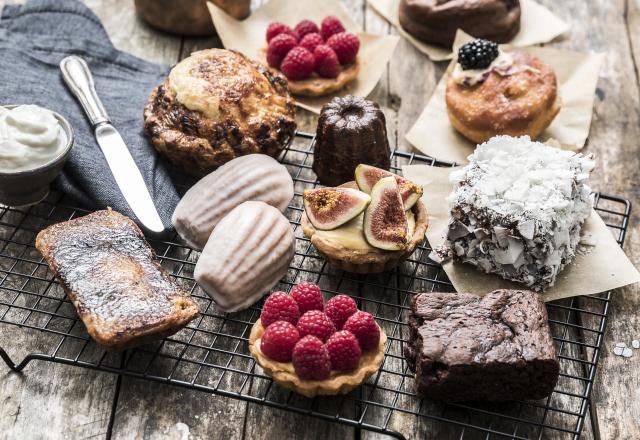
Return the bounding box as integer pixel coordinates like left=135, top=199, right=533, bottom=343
left=0, top=0, right=638, bottom=439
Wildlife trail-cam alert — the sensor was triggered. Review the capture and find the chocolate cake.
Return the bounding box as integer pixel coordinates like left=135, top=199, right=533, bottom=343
left=313, top=95, right=391, bottom=186
left=405, top=290, right=559, bottom=402
left=438, top=136, right=595, bottom=291
left=398, top=0, right=521, bottom=47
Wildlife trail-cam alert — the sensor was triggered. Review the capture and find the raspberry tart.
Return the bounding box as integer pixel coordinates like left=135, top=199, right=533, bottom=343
left=262, top=16, right=361, bottom=97
left=249, top=285, right=387, bottom=397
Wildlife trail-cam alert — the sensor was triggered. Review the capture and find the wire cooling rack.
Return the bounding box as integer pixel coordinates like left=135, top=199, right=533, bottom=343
left=0, top=131, right=631, bottom=439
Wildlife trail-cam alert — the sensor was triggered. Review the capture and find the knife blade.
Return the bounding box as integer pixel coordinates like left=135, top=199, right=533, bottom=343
left=59, top=55, right=165, bottom=233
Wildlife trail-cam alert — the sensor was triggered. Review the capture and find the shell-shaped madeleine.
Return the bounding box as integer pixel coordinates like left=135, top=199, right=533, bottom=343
left=172, top=154, right=294, bottom=249
left=194, top=201, right=295, bottom=312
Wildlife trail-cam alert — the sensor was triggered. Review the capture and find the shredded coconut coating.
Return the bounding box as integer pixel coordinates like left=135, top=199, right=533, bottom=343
left=443, top=136, right=595, bottom=291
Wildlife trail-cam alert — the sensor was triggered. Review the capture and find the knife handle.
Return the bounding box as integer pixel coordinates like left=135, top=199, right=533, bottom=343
left=60, top=56, right=111, bottom=126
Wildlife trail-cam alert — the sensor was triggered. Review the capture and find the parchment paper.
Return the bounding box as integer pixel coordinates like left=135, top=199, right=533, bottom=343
left=401, top=165, right=640, bottom=301
left=405, top=32, right=605, bottom=164
left=208, top=0, right=399, bottom=114
left=368, top=0, right=569, bottom=61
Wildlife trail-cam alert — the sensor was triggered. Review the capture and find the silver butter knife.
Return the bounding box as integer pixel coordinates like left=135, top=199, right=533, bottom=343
left=60, top=56, right=165, bottom=233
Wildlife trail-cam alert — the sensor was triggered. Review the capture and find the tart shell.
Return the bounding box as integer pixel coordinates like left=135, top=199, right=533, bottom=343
left=249, top=318, right=387, bottom=398
left=301, top=182, right=429, bottom=274
left=261, top=49, right=360, bottom=98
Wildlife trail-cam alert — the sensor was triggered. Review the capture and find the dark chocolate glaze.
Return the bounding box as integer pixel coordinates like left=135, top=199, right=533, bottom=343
left=313, top=95, right=391, bottom=186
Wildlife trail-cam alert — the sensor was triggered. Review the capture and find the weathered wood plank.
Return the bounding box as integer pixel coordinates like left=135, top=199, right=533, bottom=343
left=1, top=0, right=639, bottom=439
left=0, top=1, right=117, bottom=439
left=83, top=0, right=181, bottom=64
left=535, top=1, right=640, bottom=439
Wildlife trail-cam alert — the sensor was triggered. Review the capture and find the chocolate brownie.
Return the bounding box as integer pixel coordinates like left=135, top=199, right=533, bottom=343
left=405, top=289, right=559, bottom=402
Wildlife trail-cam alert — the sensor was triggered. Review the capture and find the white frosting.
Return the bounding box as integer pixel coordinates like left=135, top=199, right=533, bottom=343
left=0, top=105, right=67, bottom=173
left=451, top=52, right=514, bottom=86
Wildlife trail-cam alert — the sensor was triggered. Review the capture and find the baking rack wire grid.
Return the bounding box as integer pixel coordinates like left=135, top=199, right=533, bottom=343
left=0, top=131, right=631, bottom=440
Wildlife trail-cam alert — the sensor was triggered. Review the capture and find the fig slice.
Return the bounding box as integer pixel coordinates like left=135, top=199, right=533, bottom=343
left=355, top=164, right=423, bottom=210
left=363, top=176, right=409, bottom=251
left=303, top=187, right=371, bottom=230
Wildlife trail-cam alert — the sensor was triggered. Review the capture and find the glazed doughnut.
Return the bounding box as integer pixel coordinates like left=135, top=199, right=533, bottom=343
left=398, top=0, right=521, bottom=47
left=445, top=52, right=560, bottom=144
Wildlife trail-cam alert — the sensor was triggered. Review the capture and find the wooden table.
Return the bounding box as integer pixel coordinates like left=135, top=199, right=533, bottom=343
left=1, top=0, right=639, bottom=438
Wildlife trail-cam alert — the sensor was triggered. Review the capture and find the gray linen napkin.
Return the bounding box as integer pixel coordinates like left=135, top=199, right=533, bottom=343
left=0, top=0, right=179, bottom=230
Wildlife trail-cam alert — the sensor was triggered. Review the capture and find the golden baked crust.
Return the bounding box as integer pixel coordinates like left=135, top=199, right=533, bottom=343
left=301, top=182, right=429, bottom=274
left=249, top=319, right=387, bottom=398
left=35, top=209, right=199, bottom=351
left=260, top=49, right=360, bottom=98
left=144, top=49, right=296, bottom=177
left=284, top=60, right=359, bottom=98
left=445, top=52, right=560, bottom=144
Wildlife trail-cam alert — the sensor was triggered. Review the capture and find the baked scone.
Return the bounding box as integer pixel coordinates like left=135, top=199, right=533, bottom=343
left=445, top=40, right=560, bottom=144
left=302, top=176, right=428, bottom=274
left=144, top=49, right=296, bottom=177
left=172, top=154, right=294, bottom=250
left=249, top=287, right=387, bottom=397
left=398, top=0, right=521, bottom=47
left=405, top=290, right=560, bottom=402
left=313, top=95, right=391, bottom=186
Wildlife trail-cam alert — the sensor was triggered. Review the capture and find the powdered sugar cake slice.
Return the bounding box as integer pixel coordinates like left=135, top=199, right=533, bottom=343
left=440, top=136, right=595, bottom=291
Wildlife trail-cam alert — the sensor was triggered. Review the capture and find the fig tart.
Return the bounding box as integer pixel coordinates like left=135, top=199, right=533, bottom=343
left=302, top=166, right=428, bottom=273
left=249, top=285, right=387, bottom=397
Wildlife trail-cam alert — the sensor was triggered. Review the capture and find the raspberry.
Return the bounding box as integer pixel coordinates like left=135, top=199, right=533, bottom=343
left=267, top=33, right=298, bottom=68
left=280, top=47, right=315, bottom=80
left=320, top=16, right=345, bottom=41
left=343, top=311, right=380, bottom=351
left=296, top=310, right=336, bottom=342
left=324, top=295, right=357, bottom=330
left=299, top=33, right=324, bottom=54
left=261, top=291, right=300, bottom=328
left=326, top=330, right=361, bottom=372
left=291, top=282, right=324, bottom=313
left=260, top=321, right=300, bottom=362
left=292, top=335, right=331, bottom=380
left=294, top=19, right=319, bottom=39
left=326, top=32, right=360, bottom=65
left=313, top=45, right=340, bottom=78
left=266, top=22, right=298, bottom=43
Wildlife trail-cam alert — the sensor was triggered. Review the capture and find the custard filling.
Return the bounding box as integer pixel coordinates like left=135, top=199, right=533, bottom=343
left=315, top=211, right=416, bottom=251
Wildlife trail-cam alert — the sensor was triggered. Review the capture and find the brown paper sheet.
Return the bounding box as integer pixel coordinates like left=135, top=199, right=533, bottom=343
left=368, top=0, right=569, bottom=61
left=401, top=165, right=640, bottom=301
left=208, top=0, right=399, bottom=114
left=405, top=32, right=605, bottom=164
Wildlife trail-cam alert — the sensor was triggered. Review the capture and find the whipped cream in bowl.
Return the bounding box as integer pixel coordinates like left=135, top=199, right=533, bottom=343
left=0, top=105, right=74, bottom=206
